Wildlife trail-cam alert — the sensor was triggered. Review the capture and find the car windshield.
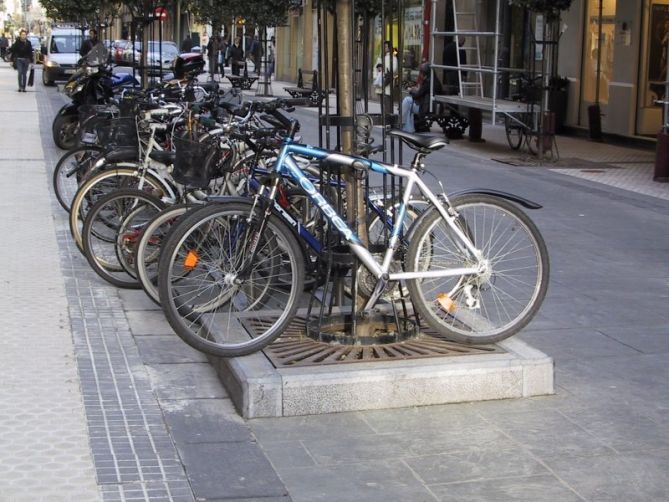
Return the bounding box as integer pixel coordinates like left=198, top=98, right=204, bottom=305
left=50, top=34, right=82, bottom=54
left=28, top=37, right=40, bottom=47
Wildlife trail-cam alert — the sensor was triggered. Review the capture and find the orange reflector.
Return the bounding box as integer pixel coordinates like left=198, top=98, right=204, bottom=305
left=183, top=250, right=199, bottom=270
left=437, top=293, right=456, bottom=313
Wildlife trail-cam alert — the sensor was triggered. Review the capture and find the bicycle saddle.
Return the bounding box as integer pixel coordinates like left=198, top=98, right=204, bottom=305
left=149, top=150, right=176, bottom=165
left=388, top=129, right=448, bottom=152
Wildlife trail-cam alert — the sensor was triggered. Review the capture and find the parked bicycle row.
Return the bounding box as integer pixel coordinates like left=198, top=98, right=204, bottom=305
left=52, top=76, right=550, bottom=358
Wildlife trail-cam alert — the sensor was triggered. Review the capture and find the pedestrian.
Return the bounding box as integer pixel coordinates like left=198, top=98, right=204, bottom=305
left=250, top=35, right=262, bottom=75
left=400, top=63, right=443, bottom=133
left=228, top=36, right=244, bottom=76
left=8, top=29, right=34, bottom=92
left=218, top=36, right=227, bottom=76
left=181, top=35, right=193, bottom=53
left=268, top=36, right=276, bottom=76
left=206, top=35, right=221, bottom=76
left=375, top=40, right=398, bottom=113
left=372, top=63, right=384, bottom=99
left=0, top=34, right=9, bottom=60
left=79, top=28, right=98, bottom=57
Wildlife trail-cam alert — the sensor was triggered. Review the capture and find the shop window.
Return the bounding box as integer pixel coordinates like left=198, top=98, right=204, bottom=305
left=582, top=0, right=617, bottom=105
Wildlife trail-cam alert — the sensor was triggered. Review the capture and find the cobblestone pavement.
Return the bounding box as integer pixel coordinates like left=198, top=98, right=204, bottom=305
left=2, top=61, right=669, bottom=501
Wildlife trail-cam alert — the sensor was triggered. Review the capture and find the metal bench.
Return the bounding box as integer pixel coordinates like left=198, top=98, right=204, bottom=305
left=283, top=69, right=331, bottom=106
left=226, top=75, right=258, bottom=90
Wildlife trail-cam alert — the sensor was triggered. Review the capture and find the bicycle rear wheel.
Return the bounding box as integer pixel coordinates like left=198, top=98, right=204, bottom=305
left=157, top=201, right=305, bottom=357
left=82, top=189, right=165, bottom=288
left=405, top=194, right=549, bottom=344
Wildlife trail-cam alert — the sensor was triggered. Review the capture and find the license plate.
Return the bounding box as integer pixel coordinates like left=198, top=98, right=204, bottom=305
left=64, top=69, right=75, bottom=74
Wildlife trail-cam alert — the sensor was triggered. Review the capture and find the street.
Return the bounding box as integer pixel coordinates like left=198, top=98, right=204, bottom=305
left=2, top=60, right=669, bottom=501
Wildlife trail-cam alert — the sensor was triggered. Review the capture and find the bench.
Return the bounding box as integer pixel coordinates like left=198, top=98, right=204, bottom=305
left=283, top=69, right=331, bottom=106
left=226, top=75, right=258, bottom=90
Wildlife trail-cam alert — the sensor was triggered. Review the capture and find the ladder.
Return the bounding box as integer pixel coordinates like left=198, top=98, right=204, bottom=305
left=451, top=0, right=485, bottom=97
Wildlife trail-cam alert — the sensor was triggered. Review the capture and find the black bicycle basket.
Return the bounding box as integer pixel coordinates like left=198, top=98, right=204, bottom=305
left=95, top=117, right=139, bottom=148
left=173, top=135, right=222, bottom=188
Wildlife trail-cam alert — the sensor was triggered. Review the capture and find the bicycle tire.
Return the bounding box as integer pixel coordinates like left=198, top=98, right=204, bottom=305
left=52, top=145, right=104, bottom=212
left=82, top=189, right=165, bottom=288
left=405, top=194, right=549, bottom=344
left=69, top=167, right=170, bottom=252
left=134, top=204, right=194, bottom=304
left=504, top=116, right=523, bottom=151
left=157, top=201, right=305, bottom=357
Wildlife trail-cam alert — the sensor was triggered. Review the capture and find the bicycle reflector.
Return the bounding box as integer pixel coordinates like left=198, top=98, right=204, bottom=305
left=437, top=293, right=456, bottom=313
left=183, top=250, right=199, bottom=271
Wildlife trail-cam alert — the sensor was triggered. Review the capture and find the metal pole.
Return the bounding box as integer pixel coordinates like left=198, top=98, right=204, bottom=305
left=664, top=36, right=669, bottom=132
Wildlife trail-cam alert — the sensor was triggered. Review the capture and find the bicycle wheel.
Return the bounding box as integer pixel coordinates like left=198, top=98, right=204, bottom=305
left=158, top=201, right=305, bottom=357
left=504, top=116, right=524, bottom=151
left=69, top=167, right=170, bottom=252
left=134, top=204, right=194, bottom=304
left=82, top=189, right=165, bottom=288
left=52, top=145, right=104, bottom=212
left=405, top=193, right=549, bottom=344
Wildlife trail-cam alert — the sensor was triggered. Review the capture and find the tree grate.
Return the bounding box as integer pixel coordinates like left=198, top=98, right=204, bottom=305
left=248, top=316, right=505, bottom=368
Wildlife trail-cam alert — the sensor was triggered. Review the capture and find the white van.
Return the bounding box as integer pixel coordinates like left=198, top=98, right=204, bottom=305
left=42, top=28, right=84, bottom=85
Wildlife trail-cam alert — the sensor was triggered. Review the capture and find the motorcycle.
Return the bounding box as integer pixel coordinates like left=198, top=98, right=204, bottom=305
left=52, top=43, right=140, bottom=150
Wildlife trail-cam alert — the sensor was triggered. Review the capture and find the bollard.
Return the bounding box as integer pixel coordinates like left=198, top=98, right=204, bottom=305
left=655, top=132, right=669, bottom=182
left=588, top=104, right=603, bottom=141
left=468, top=108, right=483, bottom=142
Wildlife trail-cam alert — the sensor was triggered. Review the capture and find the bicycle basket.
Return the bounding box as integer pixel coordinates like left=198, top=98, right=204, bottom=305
left=95, top=117, right=139, bottom=148
left=173, top=135, right=221, bottom=188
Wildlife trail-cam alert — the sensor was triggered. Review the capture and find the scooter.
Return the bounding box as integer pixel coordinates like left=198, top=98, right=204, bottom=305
left=52, top=43, right=140, bottom=150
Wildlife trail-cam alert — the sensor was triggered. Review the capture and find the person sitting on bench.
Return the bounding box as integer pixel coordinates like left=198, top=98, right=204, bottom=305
left=400, top=63, right=443, bottom=133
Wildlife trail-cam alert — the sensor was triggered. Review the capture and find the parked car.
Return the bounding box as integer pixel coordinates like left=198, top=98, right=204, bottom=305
left=122, top=40, right=179, bottom=74
left=27, top=35, right=44, bottom=64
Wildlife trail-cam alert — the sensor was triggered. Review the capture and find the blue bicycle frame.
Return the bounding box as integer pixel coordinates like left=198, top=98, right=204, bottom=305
left=265, top=139, right=484, bottom=309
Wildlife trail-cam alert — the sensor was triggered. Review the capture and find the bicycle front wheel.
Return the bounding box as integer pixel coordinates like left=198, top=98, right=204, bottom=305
left=52, top=145, right=104, bottom=212
left=135, top=204, right=194, bottom=304
left=504, top=116, right=524, bottom=151
left=406, top=194, right=549, bottom=344
left=157, top=201, right=305, bottom=357
left=82, top=189, right=165, bottom=288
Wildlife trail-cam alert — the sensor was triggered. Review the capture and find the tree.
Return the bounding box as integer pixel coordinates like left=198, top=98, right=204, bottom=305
left=40, top=0, right=101, bottom=25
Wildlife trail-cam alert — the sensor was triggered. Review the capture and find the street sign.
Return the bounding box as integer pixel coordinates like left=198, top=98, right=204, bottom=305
left=153, top=7, right=168, bottom=21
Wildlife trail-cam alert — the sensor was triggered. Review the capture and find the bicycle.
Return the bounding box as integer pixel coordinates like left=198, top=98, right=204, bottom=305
left=156, top=100, right=550, bottom=357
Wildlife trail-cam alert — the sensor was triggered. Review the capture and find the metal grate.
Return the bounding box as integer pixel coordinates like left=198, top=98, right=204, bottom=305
left=251, top=316, right=505, bottom=368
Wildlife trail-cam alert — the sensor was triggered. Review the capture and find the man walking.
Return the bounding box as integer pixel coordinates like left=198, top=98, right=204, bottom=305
left=9, top=29, right=33, bottom=92
left=0, top=34, right=9, bottom=59
left=228, top=36, right=244, bottom=76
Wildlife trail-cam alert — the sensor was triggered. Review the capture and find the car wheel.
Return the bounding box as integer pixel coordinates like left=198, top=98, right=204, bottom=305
left=42, top=69, right=55, bottom=86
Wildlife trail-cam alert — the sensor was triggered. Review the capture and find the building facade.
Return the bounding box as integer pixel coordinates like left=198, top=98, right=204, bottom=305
left=561, top=0, right=667, bottom=138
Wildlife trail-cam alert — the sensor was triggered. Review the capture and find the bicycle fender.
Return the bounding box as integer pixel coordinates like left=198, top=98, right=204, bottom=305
left=448, top=189, right=543, bottom=210
left=403, top=189, right=541, bottom=245
left=57, top=103, right=79, bottom=117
